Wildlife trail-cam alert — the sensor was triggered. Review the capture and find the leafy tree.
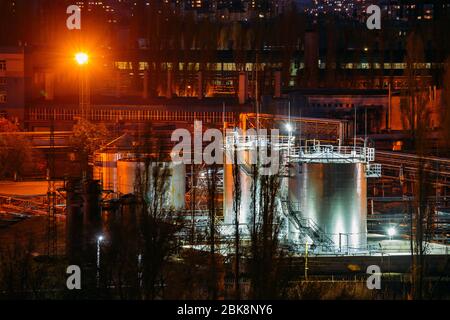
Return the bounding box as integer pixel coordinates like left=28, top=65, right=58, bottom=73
left=69, top=118, right=108, bottom=177
left=441, top=57, right=450, bottom=156
left=0, top=118, right=34, bottom=180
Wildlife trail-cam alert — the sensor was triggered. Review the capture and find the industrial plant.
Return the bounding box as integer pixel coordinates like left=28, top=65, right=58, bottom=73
left=0, top=0, right=449, bottom=302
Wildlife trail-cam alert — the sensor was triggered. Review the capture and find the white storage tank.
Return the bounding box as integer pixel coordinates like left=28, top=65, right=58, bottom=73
left=223, top=149, right=256, bottom=229
left=288, top=162, right=367, bottom=251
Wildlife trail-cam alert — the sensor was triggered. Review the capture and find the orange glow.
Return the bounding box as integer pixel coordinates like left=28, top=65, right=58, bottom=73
left=75, top=52, right=89, bottom=65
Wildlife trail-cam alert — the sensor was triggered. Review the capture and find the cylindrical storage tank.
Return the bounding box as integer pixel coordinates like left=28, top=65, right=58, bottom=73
left=285, top=163, right=302, bottom=242
left=168, top=162, right=186, bottom=210
left=94, top=152, right=120, bottom=193
left=117, top=159, right=186, bottom=210
left=239, top=164, right=253, bottom=227
left=223, top=147, right=255, bottom=230
left=223, top=162, right=234, bottom=225
left=289, top=163, right=367, bottom=251
left=117, top=159, right=143, bottom=195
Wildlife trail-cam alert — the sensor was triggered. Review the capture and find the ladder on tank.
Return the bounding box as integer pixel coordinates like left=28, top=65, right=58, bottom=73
left=281, top=199, right=334, bottom=251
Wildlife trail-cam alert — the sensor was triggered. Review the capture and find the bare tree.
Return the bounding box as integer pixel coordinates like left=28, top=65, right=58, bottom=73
left=243, top=137, right=289, bottom=299
left=114, top=125, right=185, bottom=300
left=231, top=141, right=242, bottom=299
left=205, top=163, right=221, bottom=300
left=247, top=167, right=285, bottom=299
left=402, top=31, right=436, bottom=300
left=0, top=237, right=65, bottom=299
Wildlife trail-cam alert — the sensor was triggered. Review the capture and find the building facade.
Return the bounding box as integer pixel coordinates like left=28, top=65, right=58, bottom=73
left=0, top=47, right=25, bottom=122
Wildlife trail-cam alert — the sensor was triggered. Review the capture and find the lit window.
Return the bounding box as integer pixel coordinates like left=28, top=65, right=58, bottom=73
left=115, top=61, right=132, bottom=70
left=139, top=62, right=149, bottom=70
left=0, top=92, right=6, bottom=103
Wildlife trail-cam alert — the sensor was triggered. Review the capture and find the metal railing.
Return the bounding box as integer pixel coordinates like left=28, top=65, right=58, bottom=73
left=281, top=200, right=334, bottom=250
left=242, top=113, right=348, bottom=142
left=366, top=163, right=382, bottom=177
left=224, top=134, right=294, bottom=149
left=0, top=194, right=65, bottom=217
left=376, top=150, right=450, bottom=185
left=289, top=144, right=375, bottom=163
left=27, top=107, right=236, bottom=124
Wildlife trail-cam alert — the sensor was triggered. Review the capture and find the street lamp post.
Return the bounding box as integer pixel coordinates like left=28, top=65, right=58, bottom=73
left=304, top=241, right=309, bottom=280
left=96, top=235, right=104, bottom=288
left=286, top=100, right=293, bottom=168
left=75, top=52, right=90, bottom=119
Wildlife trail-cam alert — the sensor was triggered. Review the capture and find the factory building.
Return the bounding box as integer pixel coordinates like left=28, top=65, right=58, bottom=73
left=0, top=47, right=25, bottom=122
left=92, top=115, right=380, bottom=253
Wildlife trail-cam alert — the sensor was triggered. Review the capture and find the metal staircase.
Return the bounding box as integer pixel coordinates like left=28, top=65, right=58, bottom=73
left=280, top=199, right=334, bottom=250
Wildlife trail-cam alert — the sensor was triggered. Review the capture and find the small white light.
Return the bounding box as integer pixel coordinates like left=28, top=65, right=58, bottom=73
left=98, top=235, right=104, bottom=241
left=286, top=123, right=293, bottom=132
left=387, top=227, right=396, bottom=237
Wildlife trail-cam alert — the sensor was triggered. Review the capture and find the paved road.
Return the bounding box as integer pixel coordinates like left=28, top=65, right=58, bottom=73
left=0, top=181, right=64, bottom=196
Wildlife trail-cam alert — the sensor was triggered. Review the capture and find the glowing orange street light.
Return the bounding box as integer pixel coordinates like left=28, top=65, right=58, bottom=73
left=75, top=52, right=89, bottom=65
left=75, top=52, right=90, bottom=119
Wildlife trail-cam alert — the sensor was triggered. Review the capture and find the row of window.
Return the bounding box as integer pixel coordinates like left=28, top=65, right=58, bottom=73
left=115, top=61, right=441, bottom=72
left=310, top=102, right=356, bottom=109
left=0, top=68, right=7, bottom=102
left=0, top=93, right=6, bottom=103
left=115, top=61, right=284, bottom=72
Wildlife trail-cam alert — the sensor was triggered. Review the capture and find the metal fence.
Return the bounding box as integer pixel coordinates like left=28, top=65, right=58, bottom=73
left=27, top=107, right=236, bottom=124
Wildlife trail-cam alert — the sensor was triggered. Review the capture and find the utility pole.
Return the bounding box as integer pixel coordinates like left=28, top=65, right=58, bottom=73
left=304, top=242, right=309, bottom=280
left=255, top=50, right=260, bottom=135
left=354, top=105, right=357, bottom=151
left=190, top=164, right=195, bottom=244
left=339, top=233, right=342, bottom=253
left=388, top=82, right=391, bottom=131
left=47, top=109, right=57, bottom=257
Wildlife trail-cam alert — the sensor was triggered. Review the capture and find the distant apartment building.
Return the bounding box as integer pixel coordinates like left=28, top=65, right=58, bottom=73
left=307, top=0, right=450, bottom=23
left=0, top=47, right=25, bottom=123
left=182, top=0, right=294, bottom=20
left=379, top=0, right=450, bottom=21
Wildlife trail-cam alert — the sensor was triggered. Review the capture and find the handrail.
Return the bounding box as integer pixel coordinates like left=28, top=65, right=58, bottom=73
left=289, top=145, right=375, bottom=163
left=281, top=199, right=334, bottom=248
left=27, top=107, right=236, bottom=124
left=224, top=134, right=294, bottom=147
